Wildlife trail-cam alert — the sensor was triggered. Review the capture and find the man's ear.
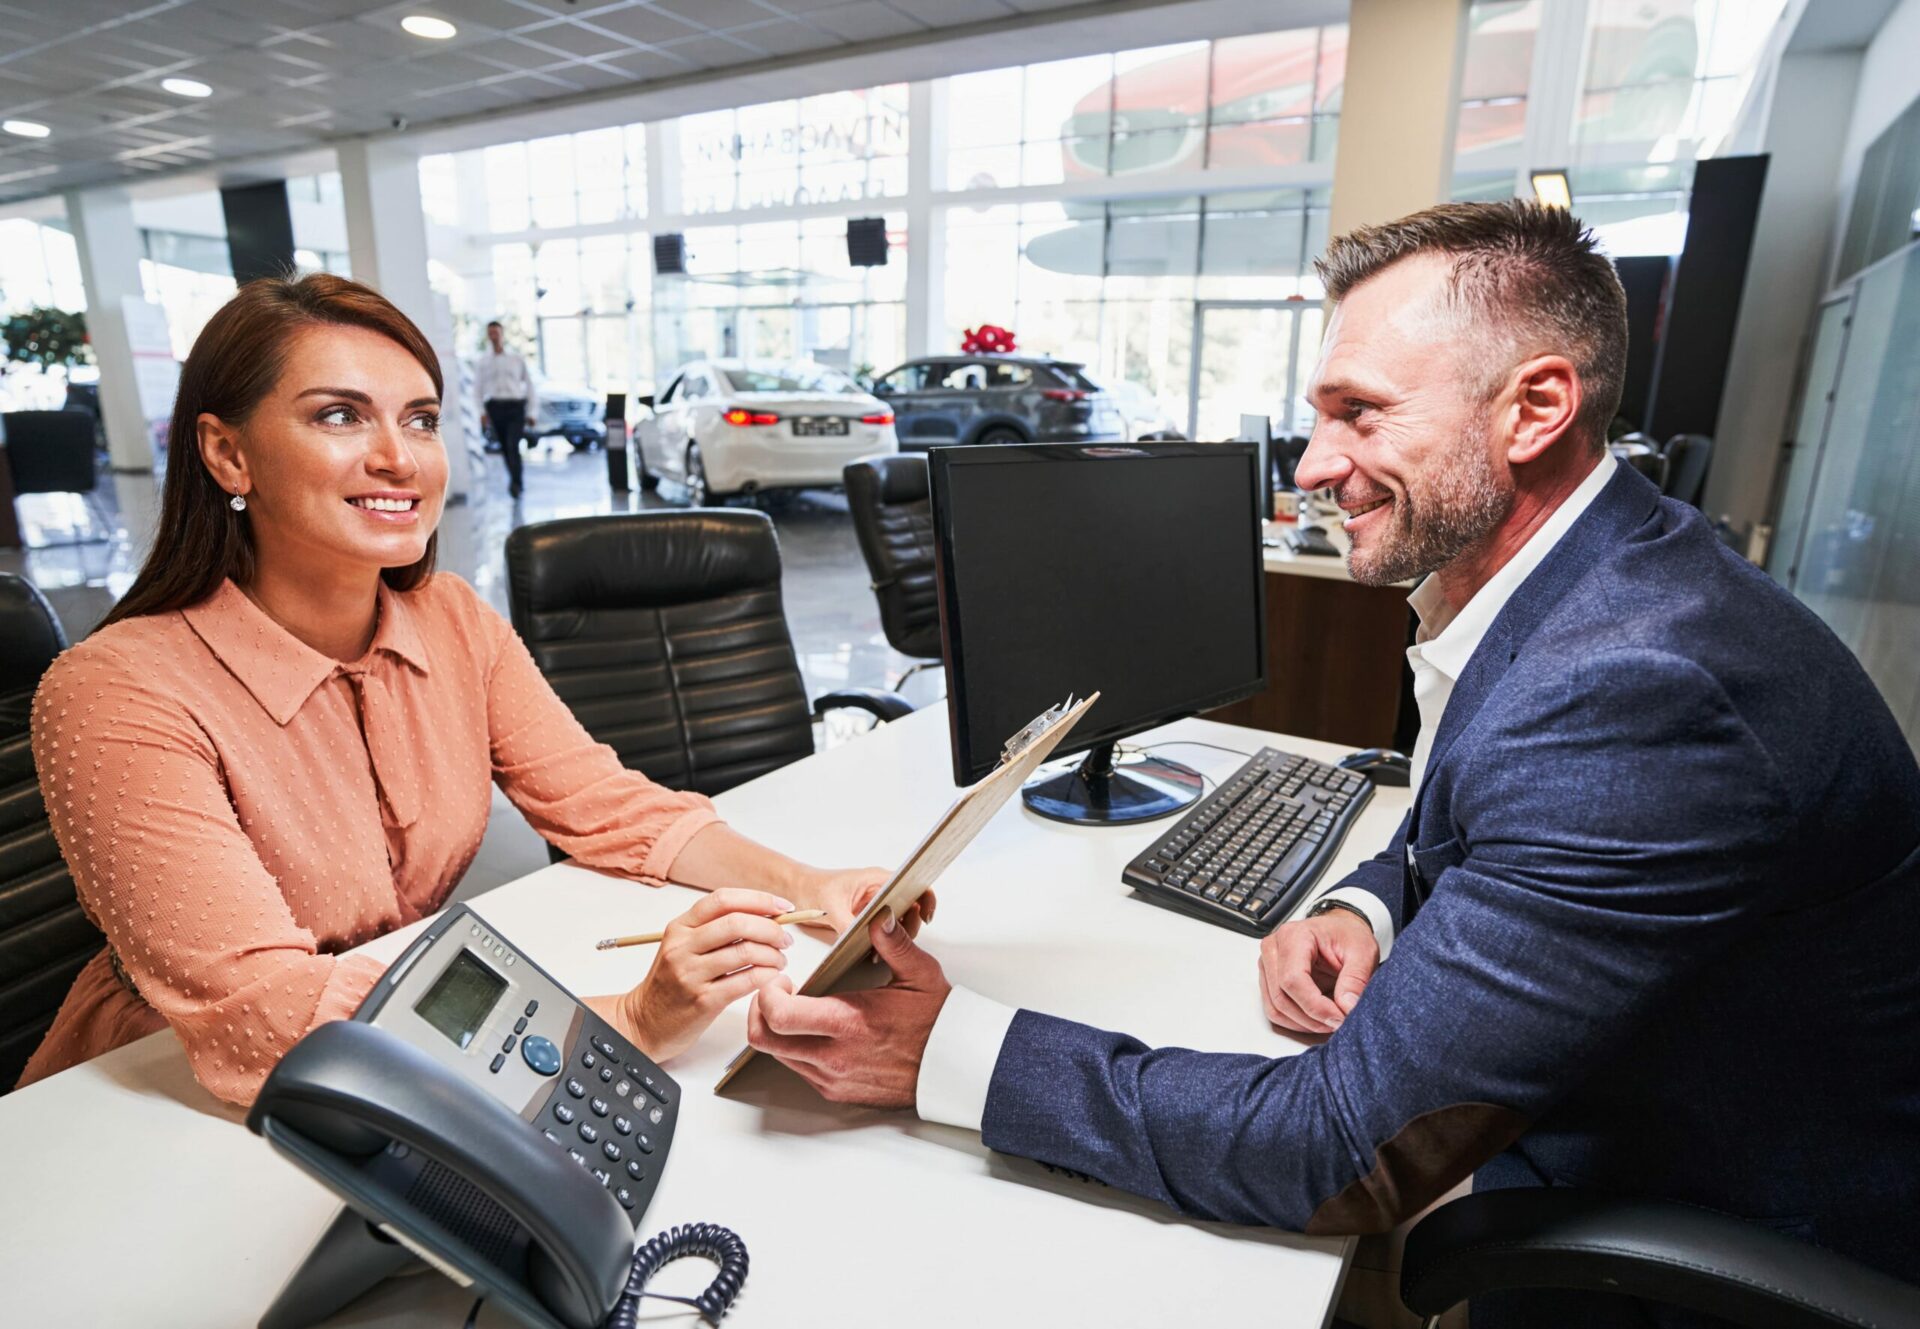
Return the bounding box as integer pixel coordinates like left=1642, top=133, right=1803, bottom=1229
left=1506, top=355, right=1581, bottom=465
left=197, top=413, right=249, bottom=497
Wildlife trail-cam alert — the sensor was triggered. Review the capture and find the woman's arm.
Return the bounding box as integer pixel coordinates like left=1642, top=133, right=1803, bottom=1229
left=32, top=645, right=387, bottom=1105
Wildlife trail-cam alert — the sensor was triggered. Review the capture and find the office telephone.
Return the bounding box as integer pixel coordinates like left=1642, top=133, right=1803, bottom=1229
left=247, top=905, right=742, bottom=1329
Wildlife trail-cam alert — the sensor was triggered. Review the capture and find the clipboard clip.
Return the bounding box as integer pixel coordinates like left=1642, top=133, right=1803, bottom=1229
left=1003, top=694, right=1076, bottom=766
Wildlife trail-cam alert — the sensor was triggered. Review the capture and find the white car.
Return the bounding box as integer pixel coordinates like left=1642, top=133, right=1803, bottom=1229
left=635, top=359, right=899, bottom=504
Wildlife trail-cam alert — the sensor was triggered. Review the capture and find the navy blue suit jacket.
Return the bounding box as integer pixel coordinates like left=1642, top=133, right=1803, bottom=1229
left=980, top=465, right=1920, bottom=1316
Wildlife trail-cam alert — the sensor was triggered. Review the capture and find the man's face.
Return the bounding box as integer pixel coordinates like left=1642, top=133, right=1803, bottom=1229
left=1296, top=255, right=1513, bottom=586
left=487, top=323, right=504, bottom=352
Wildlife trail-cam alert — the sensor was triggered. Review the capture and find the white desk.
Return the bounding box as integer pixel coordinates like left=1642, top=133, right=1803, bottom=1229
left=0, top=709, right=1408, bottom=1329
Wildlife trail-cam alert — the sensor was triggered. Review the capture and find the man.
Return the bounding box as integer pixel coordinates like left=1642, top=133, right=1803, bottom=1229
left=476, top=319, right=535, bottom=497
left=746, top=202, right=1920, bottom=1325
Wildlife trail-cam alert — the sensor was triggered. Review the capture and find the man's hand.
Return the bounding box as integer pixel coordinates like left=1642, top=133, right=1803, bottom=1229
left=1258, top=907, right=1379, bottom=1036
left=804, top=866, right=936, bottom=943
left=745, top=911, right=951, bottom=1108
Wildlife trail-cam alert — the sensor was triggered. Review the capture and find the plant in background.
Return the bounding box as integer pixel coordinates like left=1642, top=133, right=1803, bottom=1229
left=4, top=306, right=92, bottom=369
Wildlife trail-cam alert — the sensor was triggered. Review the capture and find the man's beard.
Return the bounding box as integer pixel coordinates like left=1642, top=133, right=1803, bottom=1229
left=1345, top=428, right=1513, bottom=587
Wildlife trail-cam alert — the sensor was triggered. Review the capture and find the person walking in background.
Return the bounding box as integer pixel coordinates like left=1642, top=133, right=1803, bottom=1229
left=475, top=319, right=534, bottom=497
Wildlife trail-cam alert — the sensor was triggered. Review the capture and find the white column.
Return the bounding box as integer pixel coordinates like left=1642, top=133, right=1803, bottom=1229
left=1327, top=0, right=1472, bottom=238
left=905, top=79, right=947, bottom=359
left=645, top=121, right=685, bottom=382
left=64, top=188, right=154, bottom=471
left=337, top=137, right=471, bottom=500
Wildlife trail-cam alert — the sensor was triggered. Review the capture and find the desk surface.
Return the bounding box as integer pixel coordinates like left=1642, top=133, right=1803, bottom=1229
left=0, top=709, right=1408, bottom=1329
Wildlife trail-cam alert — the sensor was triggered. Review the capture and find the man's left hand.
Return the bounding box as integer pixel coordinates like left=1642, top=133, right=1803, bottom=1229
left=806, top=866, right=936, bottom=941
left=745, top=911, right=951, bottom=1108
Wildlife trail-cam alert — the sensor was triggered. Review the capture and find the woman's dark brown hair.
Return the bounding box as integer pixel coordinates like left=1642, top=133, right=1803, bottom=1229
left=98, top=272, right=442, bottom=630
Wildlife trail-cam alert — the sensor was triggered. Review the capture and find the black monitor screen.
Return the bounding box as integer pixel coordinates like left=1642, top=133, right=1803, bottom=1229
left=932, top=443, right=1266, bottom=786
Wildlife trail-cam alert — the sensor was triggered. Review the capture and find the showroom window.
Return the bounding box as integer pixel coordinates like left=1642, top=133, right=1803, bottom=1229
left=1575, top=0, right=1788, bottom=156
left=524, top=233, right=654, bottom=398
left=1455, top=0, right=1540, bottom=170
left=943, top=189, right=1329, bottom=437
left=481, top=126, right=647, bottom=233
left=943, top=25, right=1345, bottom=191
left=653, top=214, right=906, bottom=383
left=676, top=85, right=907, bottom=215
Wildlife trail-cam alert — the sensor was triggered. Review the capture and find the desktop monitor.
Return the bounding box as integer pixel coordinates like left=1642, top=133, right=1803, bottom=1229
left=930, top=442, right=1267, bottom=824
left=1238, top=413, right=1277, bottom=522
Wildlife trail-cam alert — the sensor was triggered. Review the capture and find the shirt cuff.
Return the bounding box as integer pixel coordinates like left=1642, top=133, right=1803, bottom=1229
left=640, top=801, right=723, bottom=881
left=1319, top=886, right=1396, bottom=961
left=915, top=984, right=1019, bottom=1133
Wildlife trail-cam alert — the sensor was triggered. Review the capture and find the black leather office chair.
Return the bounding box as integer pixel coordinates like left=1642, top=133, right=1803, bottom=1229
left=505, top=511, right=910, bottom=830
left=843, top=455, right=942, bottom=688
left=2, top=409, right=109, bottom=547
left=0, top=574, right=98, bottom=1094
left=1276, top=435, right=1311, bottom=491
left=1609, top=433, right=1668, bottom=491
left=1401, top=1189, right=1920, bottom=1329
left=1662, top=434, right=1714, bottom=507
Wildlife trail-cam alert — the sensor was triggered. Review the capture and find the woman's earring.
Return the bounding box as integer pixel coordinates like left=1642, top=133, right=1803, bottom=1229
left=229, top=492, right=247, bottom=512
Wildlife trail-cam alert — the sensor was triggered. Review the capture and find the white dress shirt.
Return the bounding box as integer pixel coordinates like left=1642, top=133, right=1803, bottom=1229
left=474, top=347, right=533, bottom=407
left=916, top=452, right=1620, bottom=1133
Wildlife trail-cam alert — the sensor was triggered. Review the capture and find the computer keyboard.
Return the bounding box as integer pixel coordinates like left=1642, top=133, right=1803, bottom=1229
left=1121, top=748, right=1373, bottom=936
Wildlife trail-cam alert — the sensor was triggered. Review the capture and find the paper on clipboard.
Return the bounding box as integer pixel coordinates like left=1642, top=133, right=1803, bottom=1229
left=714, top=691, right=1099, bottom=1091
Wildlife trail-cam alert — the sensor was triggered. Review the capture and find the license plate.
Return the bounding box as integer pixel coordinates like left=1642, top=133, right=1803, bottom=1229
left=790, top=416, right=848, bottom=437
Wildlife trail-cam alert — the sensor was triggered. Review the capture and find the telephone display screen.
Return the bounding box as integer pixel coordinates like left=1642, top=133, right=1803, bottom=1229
left=415, top=950, right=507, bottom=1050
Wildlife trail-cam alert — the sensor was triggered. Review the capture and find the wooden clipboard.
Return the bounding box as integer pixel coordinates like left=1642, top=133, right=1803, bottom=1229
left=714, top=692, right=1098, bottom=1091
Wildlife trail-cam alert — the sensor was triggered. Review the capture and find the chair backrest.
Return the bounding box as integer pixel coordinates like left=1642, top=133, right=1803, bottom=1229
left=843, top=454, right=940, bottom=661
left=0, top=574, right=97, bottom=1094
left=504, top=510, right=815, bottom=799
left=1662, top=434, right=1713, bottom=506
left=1277, top=436, right=1311, bottom=491
left=2, top=411, right=97, bottom=496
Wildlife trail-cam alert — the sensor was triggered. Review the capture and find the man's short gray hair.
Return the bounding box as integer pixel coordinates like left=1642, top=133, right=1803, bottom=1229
left=1314, top=200, right=1629, bottom=452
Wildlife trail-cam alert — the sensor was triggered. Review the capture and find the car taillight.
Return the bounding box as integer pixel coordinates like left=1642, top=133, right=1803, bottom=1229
left=723, top=408, right=781, bottom=426
left=860, top=412, right=894, bottom=426
left=1042, top=389, right=1089, bottom=401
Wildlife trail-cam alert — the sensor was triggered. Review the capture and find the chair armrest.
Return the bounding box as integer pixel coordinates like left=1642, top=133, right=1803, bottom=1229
left=1401, top=1190, right=1920, bottom=1329
left=813, top=688, right=915, bottom=724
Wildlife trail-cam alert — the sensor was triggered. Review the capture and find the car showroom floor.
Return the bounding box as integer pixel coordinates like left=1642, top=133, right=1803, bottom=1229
left=2, top=437, right=942, bottom=897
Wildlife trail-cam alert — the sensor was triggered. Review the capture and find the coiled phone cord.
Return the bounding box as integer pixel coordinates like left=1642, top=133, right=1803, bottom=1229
left=607, top=1222, right=749, bottom=1328
left=460, top=1223, right=749, bottom=1329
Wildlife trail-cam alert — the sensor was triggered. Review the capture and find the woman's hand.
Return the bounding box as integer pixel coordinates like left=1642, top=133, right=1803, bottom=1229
left=803, top=866, right=936, bottom=942
left=618, top=888, right=797, bottom=1062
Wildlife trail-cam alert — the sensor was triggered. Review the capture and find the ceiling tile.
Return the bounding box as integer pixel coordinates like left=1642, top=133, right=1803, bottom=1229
left=654, top=31, right=761, bottom=69
left=597, top=45, right=696, bottom=81
left=464, top=36, right=567, bottom=72
left=887, top=0, right=1015, bottom=24
left=552, top=59, right=640, bottom=92
left=505, top=0, right=631, bottom=21
left=515, top=19, right=637, bottom=61
left=579, top=4, right=703, bottom=46
left=803, top=2, right=925, bottom=42
left=650, top=0, right=782, bottom=30
left=727, top=18, right=841, bottom=56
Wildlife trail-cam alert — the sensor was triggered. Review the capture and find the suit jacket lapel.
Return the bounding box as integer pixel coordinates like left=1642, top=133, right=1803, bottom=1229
left=1411, top=464, right=1664, bottom=845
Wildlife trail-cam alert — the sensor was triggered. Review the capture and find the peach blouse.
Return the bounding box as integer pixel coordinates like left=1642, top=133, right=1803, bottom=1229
left=18, top=574, right=719, bottom=1105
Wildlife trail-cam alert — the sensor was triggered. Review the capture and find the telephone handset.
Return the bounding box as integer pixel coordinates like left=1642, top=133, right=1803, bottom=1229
left=247, top=905, right=694, bottom=1329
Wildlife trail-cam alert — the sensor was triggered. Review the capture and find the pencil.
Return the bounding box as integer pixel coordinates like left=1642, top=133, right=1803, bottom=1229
left=594, top=909, right=828, bottom=950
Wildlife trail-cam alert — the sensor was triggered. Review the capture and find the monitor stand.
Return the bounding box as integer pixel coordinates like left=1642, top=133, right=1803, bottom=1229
left=1021, top=740, right=1204, bottom=825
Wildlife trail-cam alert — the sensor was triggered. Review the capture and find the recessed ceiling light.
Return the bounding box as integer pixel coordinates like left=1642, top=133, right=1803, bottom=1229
left=3, top=119, right=50, bottom=138
left=400, top=15, right=456, bottom=39
left=161, top=77, right=213, bottom=98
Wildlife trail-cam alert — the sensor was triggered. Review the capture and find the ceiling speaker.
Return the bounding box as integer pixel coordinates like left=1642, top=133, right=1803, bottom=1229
left=846, top=217, right=888, bottom=267
left=653, top=233, right=687, bottom=275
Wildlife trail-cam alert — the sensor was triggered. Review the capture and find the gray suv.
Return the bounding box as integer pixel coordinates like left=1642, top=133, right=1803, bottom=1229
left=869, top=354, right=1127, bottom=451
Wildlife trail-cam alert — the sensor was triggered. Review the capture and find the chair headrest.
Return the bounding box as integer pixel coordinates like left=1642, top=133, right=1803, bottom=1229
left=0, top=573, right=68, bottom=692
left=506, top=510, right=781, bottom=611
left=845, top=453, right=929, bottom=507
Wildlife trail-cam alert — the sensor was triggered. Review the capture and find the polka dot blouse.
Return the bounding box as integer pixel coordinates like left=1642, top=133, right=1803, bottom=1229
left=17, top=573, right=719, bottom=1105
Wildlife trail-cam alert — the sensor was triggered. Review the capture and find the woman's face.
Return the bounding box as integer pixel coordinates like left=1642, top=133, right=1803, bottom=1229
left=207, top=323, right=447, bottom=577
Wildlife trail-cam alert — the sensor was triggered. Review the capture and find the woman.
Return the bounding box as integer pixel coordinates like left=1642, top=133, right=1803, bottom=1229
left=17, top=273, right=920, bottom=1105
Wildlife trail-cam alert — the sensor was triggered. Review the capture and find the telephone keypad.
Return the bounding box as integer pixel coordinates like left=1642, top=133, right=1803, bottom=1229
left=578, top=1122, right=599, bottom=1144
left=598, top=1066, right=614, bottom=1083
left=602, top=1141, right=621, bottom=1162
left=589, top=1097, right=609, bottom=1117
left=581, top=1051, right=596, bottom=1070
left=552, top=1103, right=576, bottom=1125
left=612, top=1115, right=633, bottom=1136
left=615, top=1188, right=636, bottom=1210
left=625, top=1160, right=645, bottom=1180
left=614, top=1079, right=632, bottom=1098
left=633, top=1132, right=655, bottom=1155
left=564, top=1077, right=586, bottom=1098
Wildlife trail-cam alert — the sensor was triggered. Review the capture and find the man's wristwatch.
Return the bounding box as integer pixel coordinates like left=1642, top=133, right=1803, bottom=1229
left=1307, top=897, right=1371, bottom=928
